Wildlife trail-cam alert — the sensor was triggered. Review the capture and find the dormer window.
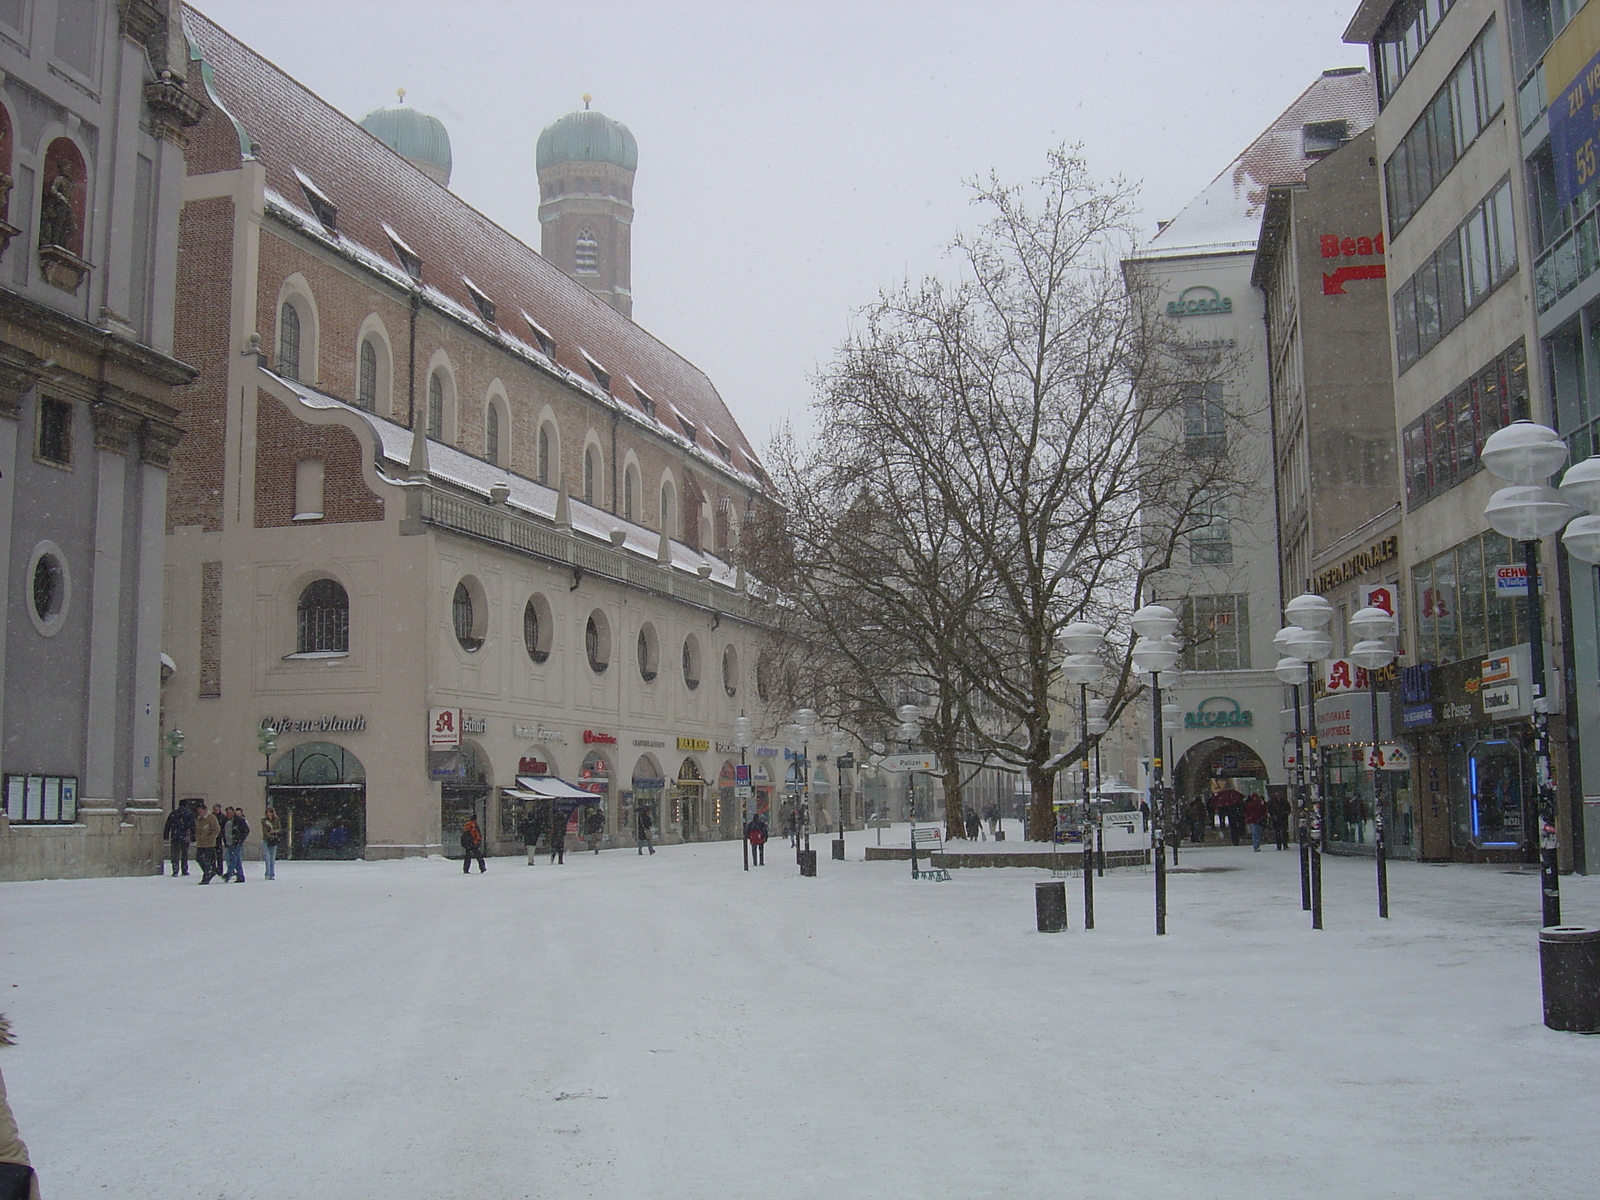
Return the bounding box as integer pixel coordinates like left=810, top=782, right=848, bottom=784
left=294, top=168, right=338, bottom=232
left=463, top=277, right=497, bottom=324
left=1302, top=120, right=1349, bottom=158
left=523, top=312, right=556, bottom=358
left=582, top=350, right=611, bottom=392
left=383, top=223, right=423, bottom=279
left=672, top=406, right=697, bottom=444
left=711, top=435, right=731, bottom=463
left=629, top=379, right=657, bottom=420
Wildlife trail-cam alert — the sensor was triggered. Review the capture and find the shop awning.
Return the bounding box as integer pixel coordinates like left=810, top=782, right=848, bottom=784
left=509, top=776, right=602, bottom=803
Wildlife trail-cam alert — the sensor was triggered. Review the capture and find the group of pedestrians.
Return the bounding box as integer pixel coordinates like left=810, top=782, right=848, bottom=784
left=1181, top=789, right=1292, bottom=851
left=162, top=798, right=279, bottom=883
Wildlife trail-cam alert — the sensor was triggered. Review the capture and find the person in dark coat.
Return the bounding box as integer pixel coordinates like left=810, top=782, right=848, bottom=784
left=162, top=801, right=196, bottom=876
left=1242, top=793, right=1267, bottom=851
left=636, top=805, right=655, bottom=855
left=222, top=807, right=250, bottom=881
left=0, top=1013, right=41, bottom=1200
left=1266, top=791, right=1292, bottom=850
left=460, top=817, right=487, bottom=873
left=548, top=811, right=567, bottom=865
left=746, top=812, right=768, bottom=865
left=583, top=805, right=605, bottom=854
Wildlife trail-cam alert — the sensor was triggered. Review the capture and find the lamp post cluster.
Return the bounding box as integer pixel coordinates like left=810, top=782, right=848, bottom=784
left=1475, top=419, right=1600, bottom=927
left=732, top=715, right=754, bottom=871
left=1275, top=593, right=1333, bottom=930
left=783, top=708, right=819, bottom=856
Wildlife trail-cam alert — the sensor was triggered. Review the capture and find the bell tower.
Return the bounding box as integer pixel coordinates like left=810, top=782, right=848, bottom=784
left=536, top=97, right=637, bottom=319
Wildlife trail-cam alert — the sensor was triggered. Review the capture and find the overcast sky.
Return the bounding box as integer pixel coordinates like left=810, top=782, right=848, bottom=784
left=191, top=0, right=1362, bottom=450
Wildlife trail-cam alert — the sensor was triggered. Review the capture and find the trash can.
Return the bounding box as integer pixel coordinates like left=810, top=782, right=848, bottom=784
left=1035, top=880, right=1067, bottom=932
left=1539, top=925, right=1600, bottom=1033
left=797, top=849, right=817, bottom=877
left=832, top=838, right=846, bottom=861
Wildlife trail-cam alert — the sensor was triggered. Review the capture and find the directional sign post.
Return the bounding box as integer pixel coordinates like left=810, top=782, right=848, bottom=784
left=880, top=754, right=936, bottom=773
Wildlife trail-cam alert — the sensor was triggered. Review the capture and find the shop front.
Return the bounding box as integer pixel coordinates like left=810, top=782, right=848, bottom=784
left=438, top=740, right=493, bottom=858
left=503, top=746, right=561, bottom=847
left=268, top=741, right=367, bottom=860
left=672, top=755, right=706, bottom=840
left=1402, top=651, right=1537, bottom=864
left=1314, top=665, right=1414, bottom=857
left=625, top=754, right=665, bottom=840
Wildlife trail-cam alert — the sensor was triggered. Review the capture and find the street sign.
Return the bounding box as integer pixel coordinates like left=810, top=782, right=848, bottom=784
left=257, top=770, right=276, bottom=778
left=735, top=784, right=752, bottom=800
left=734, top=763, right=751, bottom=786
left=880, top=754, right=936, bottom=772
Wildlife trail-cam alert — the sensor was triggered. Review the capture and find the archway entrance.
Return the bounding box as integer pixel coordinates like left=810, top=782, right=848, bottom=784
left=672, top=756, right=705, bottom=839
left=440, top=740, right=492, bottom=857
left=269, top=741, right=366, bottom=860
left=1175, top=737, right=1268, bottom=844
left=625, top=754, right=664, bottom=840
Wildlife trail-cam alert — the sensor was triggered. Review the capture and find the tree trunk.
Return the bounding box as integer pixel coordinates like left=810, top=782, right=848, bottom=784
left=941, top=745, right=966, bottom=839
left=1026, top=762, right=1054, bottom=841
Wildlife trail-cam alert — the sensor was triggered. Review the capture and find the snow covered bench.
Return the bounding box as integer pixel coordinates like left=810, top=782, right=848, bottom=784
left=910, top=825, right=951, bottom=881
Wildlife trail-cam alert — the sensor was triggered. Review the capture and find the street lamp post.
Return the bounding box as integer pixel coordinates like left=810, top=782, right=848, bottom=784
left=829, top=729, right=849, bottom=861
left=1476, top=420, right=1600, bottom=927
left=163, top=727, right=185, bottom=811
left=1087, top=700, right=1109, bottom=876
left=1275, top=644, right=1312, bottom=912
left=733, top=715, right=754, bottom=871
left=1349, top=605, right=1400, bottom=919
left=896, top=705, right=923, bottom=875
left=1282, top=606, right=1334, bottom=931
left=1061, top=622, right=1106, bottom=931
left=1132, top=604, right=1182, bottom=936
left=792, top=708, right=817, bottom=857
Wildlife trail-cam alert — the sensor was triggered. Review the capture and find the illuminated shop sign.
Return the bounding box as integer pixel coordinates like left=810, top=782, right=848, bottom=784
left=1184, top=696, right=1253, bottom=729
left=1166, top=285, right=1233, bottom=318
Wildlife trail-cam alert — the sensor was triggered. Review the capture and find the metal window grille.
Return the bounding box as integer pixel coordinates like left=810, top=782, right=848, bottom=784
left=297, top=579, right=349, bottom=653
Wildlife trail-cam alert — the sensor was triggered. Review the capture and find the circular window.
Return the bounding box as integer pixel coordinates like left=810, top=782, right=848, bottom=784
left=26, top=542, right=70, bottom=637
left=453, top=579, right=485, bottom=652
left=682, top=634, right=702, bottom=691
left=523, top=595, right=552, bottom=663
left=722, top=644, right=739, bottom=698
left=637, top=622, right=659, bottom=682
left=585, top=610, right=611, bottom=674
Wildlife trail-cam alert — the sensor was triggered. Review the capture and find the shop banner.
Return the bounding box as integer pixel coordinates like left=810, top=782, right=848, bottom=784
left=1549, top=39, right=1600, bottom=208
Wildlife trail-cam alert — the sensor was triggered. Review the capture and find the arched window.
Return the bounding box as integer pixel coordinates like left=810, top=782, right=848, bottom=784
left=297, top=578, right=349, bottom=654
left=722, top=644, right=739, bottom=697
left=637, top=622, right=659, bottom=682
left=715, top=498, right=733, bottom=552
left=487, top=403, right=501, bottom=465
left=452, top=580, right=482, bottom=651
left=427, top=372, right=444, bottom=439
left=586, top=610, right=610, bottom=673
left=538, top=425, right=553, bottom=485
left=661, top=480, right=677, bottom=537
left=575, top=227, right=599, bottom=274
left=623, top=465, right=637, bottom=522
left=279, top=302, right=302, bottom=381
left=584, top=446, right=599, bottom=505
left=358, top=338, right=378, bottom=410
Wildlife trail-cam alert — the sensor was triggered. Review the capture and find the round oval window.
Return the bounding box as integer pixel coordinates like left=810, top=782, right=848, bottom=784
left=32, top=555, right=63, bottom=622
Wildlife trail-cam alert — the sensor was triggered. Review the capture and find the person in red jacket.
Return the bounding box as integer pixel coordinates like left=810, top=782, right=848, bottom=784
left=460, top=818, right=487, bottom=874
left=1243, top=792, right=1267, bottom=852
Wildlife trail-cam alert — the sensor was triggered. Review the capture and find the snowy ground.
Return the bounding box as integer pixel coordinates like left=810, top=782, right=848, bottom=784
left=4, top=829, right=1599, bottom=1199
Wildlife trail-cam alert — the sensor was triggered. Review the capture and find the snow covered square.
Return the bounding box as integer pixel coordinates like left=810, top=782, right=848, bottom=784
left=4, top=833, right=1599, bottom=1199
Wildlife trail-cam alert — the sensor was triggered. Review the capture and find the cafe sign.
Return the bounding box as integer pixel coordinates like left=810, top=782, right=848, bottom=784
left=1184, top=696, right=1253, bottom=729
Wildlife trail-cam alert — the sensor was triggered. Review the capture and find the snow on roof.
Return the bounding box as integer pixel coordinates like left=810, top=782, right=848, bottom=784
left=1136, top=69, right=1376, bottom=260
left=182, top=5, right=762, bottom=474
left=269, top=370, right=739, bottom=588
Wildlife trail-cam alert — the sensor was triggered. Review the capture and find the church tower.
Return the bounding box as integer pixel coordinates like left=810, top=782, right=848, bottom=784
left=536, top=99, right=637, bottom=318
left=360, top=91, right=453, bottom=186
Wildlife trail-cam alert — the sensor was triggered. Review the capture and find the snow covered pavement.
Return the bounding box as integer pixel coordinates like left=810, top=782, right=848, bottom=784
left=3, top=833, right=1599, bottom=1199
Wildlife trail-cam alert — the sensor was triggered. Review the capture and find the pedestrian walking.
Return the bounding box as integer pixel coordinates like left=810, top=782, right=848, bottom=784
left=964, top=807, right=981, bottom=840
left=195, top=801, right=221, bottom=884
left=0, top=1014, right=40, bottom=1200
left=1243, top=792, right=1267, bottom=852
left=636, top=805, right=655, bottom=855
left=1267, top=790, right=1291, bottom=850
left=583, top=805, right=605, bottom=854
left=261, top=805, right=280, bottom=879
left=746, top=811, right=768, bottom=865
left=1186, top=796, right=1207, bottom=845
left=162, top=800, right=195, bottom=877
left=460, top=817, right=487, bottom=873
left=520, top=807, right=541, bottom=864
left=548, top=811, right=567, bottom=865
left=222, top=806, right=250, bottom=881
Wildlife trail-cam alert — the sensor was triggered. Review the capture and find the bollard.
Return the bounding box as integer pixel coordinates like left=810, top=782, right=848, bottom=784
left=832, top=838, right=845, bottom=861
left=1538, top=925, right=1600, bottom=1033
left=1035, top=880, right=1067, bottom=933
left=797, top=849, right=817, bottom=877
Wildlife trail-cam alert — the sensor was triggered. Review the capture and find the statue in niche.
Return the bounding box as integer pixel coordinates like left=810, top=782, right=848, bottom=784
left=39, top=162, right=78, bottom=250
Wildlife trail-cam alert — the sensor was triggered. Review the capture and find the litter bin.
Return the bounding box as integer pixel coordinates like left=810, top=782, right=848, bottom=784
left=1539, top=925, right=1600, bottom=1033
left=797, top=849, right=817, bottom=877
left=1035, top=880, right=1067, bottom=932
left=832, top=838, right=846, bottom=861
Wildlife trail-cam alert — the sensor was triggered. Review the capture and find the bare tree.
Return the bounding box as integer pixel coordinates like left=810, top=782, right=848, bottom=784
left=753, top=148, right=1252, bottom=841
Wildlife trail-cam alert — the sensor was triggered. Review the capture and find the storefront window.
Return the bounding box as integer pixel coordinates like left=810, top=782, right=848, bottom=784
left=1411, top=532, right=1524, bottom=666
left=1457, top=735, right=1527, bottom=848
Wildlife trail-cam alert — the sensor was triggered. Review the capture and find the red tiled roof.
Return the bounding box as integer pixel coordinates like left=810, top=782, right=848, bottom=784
left=181, top=5, right=762, bottom=479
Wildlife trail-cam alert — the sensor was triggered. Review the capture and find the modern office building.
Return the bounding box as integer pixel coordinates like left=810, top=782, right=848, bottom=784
left=1126, top=68, right=1378, bottom=821
left=1252, top=126, right=1409, bottom=854
left=1346, top=0, right=1570, bottom=866
left=0, top=0, right=199, bottom=880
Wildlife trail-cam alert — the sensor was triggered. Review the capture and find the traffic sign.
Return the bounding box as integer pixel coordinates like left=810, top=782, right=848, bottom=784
left=880, top=754, right=936, bottom=772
